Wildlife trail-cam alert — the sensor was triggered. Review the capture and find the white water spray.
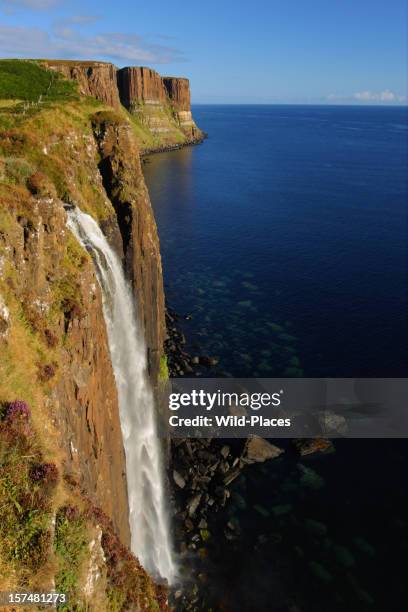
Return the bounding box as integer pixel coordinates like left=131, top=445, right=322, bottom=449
left=67, top=207, right=175, bottom=584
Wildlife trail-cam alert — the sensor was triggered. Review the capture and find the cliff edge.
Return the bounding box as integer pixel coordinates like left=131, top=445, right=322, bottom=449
left=45, top=59, right=204, bottom=152
left=0, top=59, right=169, bottom=608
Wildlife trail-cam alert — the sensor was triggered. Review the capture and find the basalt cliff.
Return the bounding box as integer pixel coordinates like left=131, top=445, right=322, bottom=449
left=0, top=58, right=201, bottom=608
left=46, top=60, right=204, bottom=151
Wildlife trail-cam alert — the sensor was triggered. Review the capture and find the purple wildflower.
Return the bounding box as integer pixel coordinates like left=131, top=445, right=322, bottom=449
left=61, top=505, right=81, bottom=521
left=29, top=463, right=59, bottom=484
left=6, top=400, right=31, bottom=421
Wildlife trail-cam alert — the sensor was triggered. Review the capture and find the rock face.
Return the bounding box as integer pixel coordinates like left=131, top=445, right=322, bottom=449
left=162, top=77, right=197, bottom=134
left=44, top=60, right=203, bottom=146
left=0, top=58, right=185, bottom=602
left=45, top=60, right=121, bottom=110
left=117, top=66, right=202, bottom=141
left=0, top=195, right=130, bottom=544
left=162, top=77, right=191, bottom=111
left=92, top=112, right=166, bottom=380
left=117, top=67, right=168, bottom=108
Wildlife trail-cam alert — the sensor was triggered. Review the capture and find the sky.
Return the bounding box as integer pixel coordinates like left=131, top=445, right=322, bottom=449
left=0, top=0, right=407, bottom=104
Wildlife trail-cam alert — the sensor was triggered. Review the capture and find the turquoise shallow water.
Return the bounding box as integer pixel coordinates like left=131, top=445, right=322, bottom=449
left=143, top=104, right=407, bottom=378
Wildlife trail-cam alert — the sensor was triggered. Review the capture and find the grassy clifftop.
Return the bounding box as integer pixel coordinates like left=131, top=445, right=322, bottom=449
left=0, top=59, right=78, bottom=104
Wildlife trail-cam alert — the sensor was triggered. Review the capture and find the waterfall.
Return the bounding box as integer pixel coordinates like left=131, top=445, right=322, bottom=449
left=67, top=207, right=175, bottom=585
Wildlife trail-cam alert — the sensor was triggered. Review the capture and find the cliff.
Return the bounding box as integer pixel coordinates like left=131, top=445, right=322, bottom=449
left=45, top=60, right=122, bottom=110
left=117, top=66, right=168, bottom=108
left=41, top=59, right=203, bottom=150
left=0, top=59, right=168, bottom=607
left=92, top=110, right=166, bottom=379
left=117, top=67, right=202, bottom=145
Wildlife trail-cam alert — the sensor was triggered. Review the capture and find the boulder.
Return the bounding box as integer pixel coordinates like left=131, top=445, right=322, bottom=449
left=245, top=436, right=284, bottom=463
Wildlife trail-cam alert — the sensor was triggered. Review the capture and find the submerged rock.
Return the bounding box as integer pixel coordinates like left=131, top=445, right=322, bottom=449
left=298, top=464, right=325, bottom=490
left=319, top=411, right=348, bottom=435
left=253, top=504, right=270, bottom=518
left=309, top=561, right=333, bottom=583
left=187, top=494, right=202, bottom=517
left=245, top=436, right=284, bottom=463
left=271, top=504, right=292, bottom=517
left=294, top=438, right=334, bottom=456
left=333, top=544, right=356, bottom=568
left=173, top=470, right=186, bottom=489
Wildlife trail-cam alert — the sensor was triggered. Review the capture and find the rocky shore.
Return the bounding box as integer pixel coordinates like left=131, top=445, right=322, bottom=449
left=141, top=133, right=207, bottom=157
left=164, top=305, right=334, bottom=610
left=164, top=305, right=220, bottom=378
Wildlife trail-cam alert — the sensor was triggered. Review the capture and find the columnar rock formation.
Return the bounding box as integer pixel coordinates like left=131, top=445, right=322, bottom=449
left=46, top=60, right=122, bottom=110
left=163, top=76, right=191, bottom=110
left=45, top=61, right=203, bottom=144
left=163, top=76, right=197, bottom=133
left=117, top=67, right=201, bottom=139
left=117, top=66, right=168, bottom=108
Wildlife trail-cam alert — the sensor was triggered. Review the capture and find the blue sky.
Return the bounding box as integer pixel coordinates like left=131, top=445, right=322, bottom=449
left=0, top=0, right=406, bottom=104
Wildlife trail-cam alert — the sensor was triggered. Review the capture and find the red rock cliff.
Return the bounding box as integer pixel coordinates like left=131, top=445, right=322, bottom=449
left=0, top=193, right=130, bottom=545
left=45, top=60, right=121, bottom=110
left=162, top=77, right=191, bottom=111
left=92, top=112, right=166, bottom=381
left=117, top=67, right=168, bottom=108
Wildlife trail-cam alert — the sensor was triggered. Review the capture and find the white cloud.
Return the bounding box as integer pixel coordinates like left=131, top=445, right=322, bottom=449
left=0, top=25, right=185, bottom=64
left=353, top=90, right=406, bottom=103
left=327, top=90, right=406, bottom=104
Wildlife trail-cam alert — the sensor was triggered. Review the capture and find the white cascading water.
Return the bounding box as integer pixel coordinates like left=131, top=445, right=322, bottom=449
left=67, top=207, right=176, bottom=585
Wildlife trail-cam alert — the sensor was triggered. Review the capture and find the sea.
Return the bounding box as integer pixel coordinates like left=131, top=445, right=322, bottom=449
left=143, top=105, right=408, bottom=611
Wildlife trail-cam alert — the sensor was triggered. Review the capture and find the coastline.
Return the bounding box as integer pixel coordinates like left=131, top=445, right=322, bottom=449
left=141, top=133, right=208, bottom=157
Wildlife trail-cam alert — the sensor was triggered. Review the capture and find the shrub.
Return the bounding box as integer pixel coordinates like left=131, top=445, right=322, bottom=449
left=44, top=328, right=58, bottom=348
left=26, top=171, right=56, bottom=198
left=5, top=399, right=31, bottom=420
left=0, top=401, right=54, bottom=572
left=2, top=157, right=34, bottom=184
left=91, top=110, right=124, bottom=127
left=37, top=362, right=58, bottom=383
left=29, top=462, right=59, bottom=485
left=54, top=505, right=88, bottom=607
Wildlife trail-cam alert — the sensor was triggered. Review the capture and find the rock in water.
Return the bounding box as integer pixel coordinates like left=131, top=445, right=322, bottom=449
left=294, top=438, right=334, bottom=456
left=187, top=494, right=202, bottom=517
left=173, top=470, right=186, bottom=489
left=245, top=436, right=284, bottom=463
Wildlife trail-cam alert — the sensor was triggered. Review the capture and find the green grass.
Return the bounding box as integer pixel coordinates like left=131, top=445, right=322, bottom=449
left=54, top=508, right=88, bottom=608
left=159, top=354, right=169, bottom=382
left=0, top=60, right=77, bottom=103
left=0, top=410, right=53, bottom=576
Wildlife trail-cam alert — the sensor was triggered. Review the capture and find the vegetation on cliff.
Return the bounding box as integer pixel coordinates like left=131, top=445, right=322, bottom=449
left=0, top=401, right=168, bottom=609
left=0, top=60, right=77, bottom=106
left=0, top=59, right=168, bottom=608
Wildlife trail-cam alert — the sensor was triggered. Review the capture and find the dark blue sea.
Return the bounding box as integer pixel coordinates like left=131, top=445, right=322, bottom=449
left=143, top=106, right=408, bottom=611
left=144, top=105, right=408, bottom=378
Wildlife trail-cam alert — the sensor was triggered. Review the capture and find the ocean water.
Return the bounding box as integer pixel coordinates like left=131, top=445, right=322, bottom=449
left=143, top=105, right=408, bottom=378
left=143, top=106, right=408, bottom=611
